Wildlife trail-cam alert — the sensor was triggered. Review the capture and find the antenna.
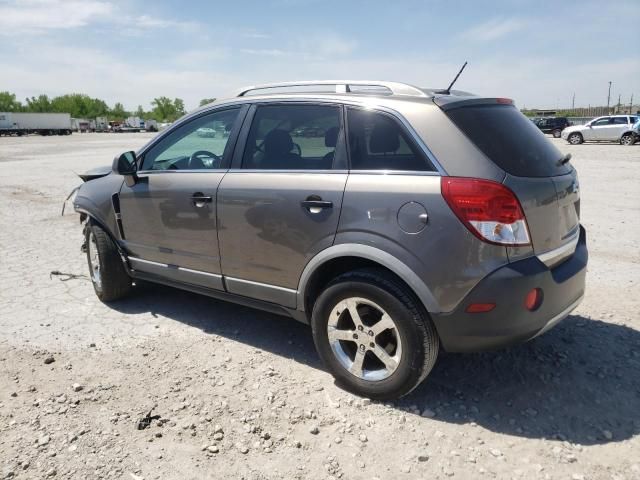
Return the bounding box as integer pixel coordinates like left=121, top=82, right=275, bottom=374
left=442, top=61, right=468, bottom=95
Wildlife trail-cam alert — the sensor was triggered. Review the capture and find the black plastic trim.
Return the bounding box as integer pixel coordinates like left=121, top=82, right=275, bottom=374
left=432, top=226, right=588, bottom=352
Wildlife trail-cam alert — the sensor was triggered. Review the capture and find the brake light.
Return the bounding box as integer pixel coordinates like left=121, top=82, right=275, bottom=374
left=441, top=177, right=531, bottom=246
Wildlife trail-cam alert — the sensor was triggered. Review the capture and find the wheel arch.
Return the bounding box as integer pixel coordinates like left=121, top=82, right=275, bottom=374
left=297, top=244, right=441, bottom=317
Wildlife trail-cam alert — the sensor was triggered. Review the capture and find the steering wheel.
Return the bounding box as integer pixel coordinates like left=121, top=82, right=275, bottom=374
left=189, top=150, right=221, bottom=169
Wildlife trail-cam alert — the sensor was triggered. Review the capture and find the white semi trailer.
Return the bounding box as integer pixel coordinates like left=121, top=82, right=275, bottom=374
left=0, top=112, right=72, bottom=136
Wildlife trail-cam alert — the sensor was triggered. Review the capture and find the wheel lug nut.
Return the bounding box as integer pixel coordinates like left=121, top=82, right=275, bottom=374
left=353, top=333, right=358, bottom=339
left=357, top=325, right=364, bottom=331
left=369, top=342, right=375, bottom=348
left=359, top=344, right=365, bottom=351
left=368, top=330, right=373, bottom=336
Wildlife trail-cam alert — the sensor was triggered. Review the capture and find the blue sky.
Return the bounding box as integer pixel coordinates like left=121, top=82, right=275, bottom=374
left=1, top=0, right=638, bottom=111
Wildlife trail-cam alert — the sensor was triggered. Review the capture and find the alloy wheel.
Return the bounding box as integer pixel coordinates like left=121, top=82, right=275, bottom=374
left=88, top=231, right=102, bottom=291
left=327, top=297, right=402, bottom=381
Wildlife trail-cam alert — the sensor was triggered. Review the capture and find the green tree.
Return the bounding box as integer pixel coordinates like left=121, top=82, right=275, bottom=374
left=25, top=94, right=52, bottom=112
left=173, top=98, right=185, bottom=118
left=199, top=98, right=216, bottom=107
left=110, top=102, right=129, bottom=120
left=48, top=94, right=110, bottom=118
left=0, top=91, right=23, bottom=111
left=135, top=105, right=146, bottom=118
left=150, top=96, right=174, bottom=122
left=150, top=97, right=186, bottom=122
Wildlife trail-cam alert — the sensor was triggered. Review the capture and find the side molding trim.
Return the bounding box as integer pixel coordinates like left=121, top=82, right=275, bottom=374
left=225, top=277, right=297, bottom=309
left=129, top=257, right=224, bottom=290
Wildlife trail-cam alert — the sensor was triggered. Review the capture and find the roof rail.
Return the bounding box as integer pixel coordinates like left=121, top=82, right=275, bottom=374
left=234, top=80, right=428, bottom=98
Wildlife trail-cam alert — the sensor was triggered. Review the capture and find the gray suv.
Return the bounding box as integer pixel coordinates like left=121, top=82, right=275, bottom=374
left=73, top=81, right=587, bottom=399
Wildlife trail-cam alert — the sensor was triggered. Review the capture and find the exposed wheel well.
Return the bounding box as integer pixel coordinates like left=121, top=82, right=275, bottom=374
left=303, top=256, right=424, bottom=319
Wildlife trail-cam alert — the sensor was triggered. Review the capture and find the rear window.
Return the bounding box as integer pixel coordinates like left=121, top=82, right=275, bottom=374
left=446, top=104, right=571, bottom=177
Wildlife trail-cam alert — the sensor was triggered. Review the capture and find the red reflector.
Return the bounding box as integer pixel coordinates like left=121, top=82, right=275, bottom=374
left=524, top=288, right=543, bottom=311
left=496, top=98, right=513, bottom=104
left=466, top=303, right=496, bottom=313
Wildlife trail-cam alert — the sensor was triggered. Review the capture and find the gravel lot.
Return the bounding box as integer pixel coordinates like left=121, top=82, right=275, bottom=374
left=0, top=133, right=638, bottom=480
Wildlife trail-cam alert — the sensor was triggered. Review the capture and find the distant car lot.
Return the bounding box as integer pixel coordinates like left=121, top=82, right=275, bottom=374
left=531, top=115, right=640, bottom=145
left=0, top=133, right=638, bottom=479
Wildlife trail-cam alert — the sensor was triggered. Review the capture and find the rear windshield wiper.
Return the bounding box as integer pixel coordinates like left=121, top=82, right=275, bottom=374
left=558, top=153, right=572, bottom=166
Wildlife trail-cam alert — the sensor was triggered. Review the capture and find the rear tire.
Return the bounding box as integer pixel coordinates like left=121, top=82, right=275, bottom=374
left=552, top=129, right=562, bottom=138
left=620, top=133, right=635, bottom=146
left=311, top=269, right=439, bottom=400
left=85, top=223, right=132, bottom=302
left=568, top=132, right=583, bottom=145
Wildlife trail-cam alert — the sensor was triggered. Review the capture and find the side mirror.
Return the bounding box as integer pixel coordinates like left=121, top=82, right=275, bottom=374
left=113, top=151, right=138, bottom=186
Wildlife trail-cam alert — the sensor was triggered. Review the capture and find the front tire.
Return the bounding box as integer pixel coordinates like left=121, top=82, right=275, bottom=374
left=86, top=224, right=132, bottom=302
left=552, top=129, right=562, bottom=138
left=568, top=132, right=583, bottom=145
left=311, top=269, right=439, bottom=400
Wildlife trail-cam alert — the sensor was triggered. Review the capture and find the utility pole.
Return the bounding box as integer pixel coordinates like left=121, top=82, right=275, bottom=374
left=607, top=81, right=612, bottom=112
left=571, top=93, right=575, bottom=111
left=630, top=94, right=634, bottom=113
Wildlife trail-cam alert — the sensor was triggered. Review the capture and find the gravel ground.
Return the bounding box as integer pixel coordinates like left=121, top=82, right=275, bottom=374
left=0, top=133, right=639, bottom=480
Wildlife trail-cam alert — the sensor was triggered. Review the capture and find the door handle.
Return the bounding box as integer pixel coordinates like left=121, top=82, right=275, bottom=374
left=191, top=192, right=212, bottom=207
left=301, top=200, right=333, bottom=209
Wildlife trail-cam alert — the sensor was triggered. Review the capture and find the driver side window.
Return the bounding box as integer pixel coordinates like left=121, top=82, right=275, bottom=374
left=141, top=107, right=241, bottom=171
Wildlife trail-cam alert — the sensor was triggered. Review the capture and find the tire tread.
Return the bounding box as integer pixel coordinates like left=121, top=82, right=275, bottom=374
left=317, top=268, right=439, bottom=399
left=87, top=224, right=131, bottom=302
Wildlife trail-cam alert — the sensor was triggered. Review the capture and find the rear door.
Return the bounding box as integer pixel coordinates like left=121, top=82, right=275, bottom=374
left=118, top=106, right=244, bottom=288
left=443, top=102, right=580, bottom=263
left=217, top=102, right=348, bottom=307
left=608, top=116, right=631, bottom=140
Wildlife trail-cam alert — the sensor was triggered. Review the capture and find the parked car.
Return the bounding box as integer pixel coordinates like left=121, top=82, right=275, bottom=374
left=619, top=117, right=640, bottom=146
left=561, top=115, right=638, bottom=144
left=196, top=127, right=216, bottom=138
left=72, top=80, right=587, bottom=400
left=534, top=117, right=570, bottom=138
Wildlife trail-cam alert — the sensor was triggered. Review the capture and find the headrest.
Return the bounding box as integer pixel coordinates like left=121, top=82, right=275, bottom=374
left=264, top=129, right=293, bottom=155
left=324, top=126, right=339, bottom=148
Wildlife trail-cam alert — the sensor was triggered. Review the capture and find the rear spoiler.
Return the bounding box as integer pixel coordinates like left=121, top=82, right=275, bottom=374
left=433, top=96, right=515, bottom=111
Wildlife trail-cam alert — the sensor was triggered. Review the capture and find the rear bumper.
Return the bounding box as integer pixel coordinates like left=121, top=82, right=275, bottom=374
left=432, top=226, right=588, bottom=353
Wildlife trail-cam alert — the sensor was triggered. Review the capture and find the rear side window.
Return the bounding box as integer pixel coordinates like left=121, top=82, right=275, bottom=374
left=346, top=108, right=434, bottom=171
left=242, top=104, right=343, bottom=170
left=612, top=117, right=629, bottom=125
left=446, top=104, right=571, bottom=177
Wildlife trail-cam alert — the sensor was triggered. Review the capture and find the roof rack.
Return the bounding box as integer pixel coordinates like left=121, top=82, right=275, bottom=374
left=234, top=80, right=428, bottom=98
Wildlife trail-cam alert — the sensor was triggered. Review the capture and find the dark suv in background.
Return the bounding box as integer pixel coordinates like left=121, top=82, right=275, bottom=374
left=535, top=117, right=570, bottom=137
left=73, top=81, right=587, bottom=399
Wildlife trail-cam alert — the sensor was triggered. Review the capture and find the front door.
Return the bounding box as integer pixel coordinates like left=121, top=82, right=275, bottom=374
left=586, top=117, right=611, bottom=140
left=217, top=103, right=348, bottom=307
left=118, top=106, right=244, bottom=289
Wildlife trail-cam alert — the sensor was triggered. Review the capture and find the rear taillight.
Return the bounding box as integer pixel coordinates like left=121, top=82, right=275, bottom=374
left=441, top=177, right=531, bottom=246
